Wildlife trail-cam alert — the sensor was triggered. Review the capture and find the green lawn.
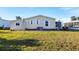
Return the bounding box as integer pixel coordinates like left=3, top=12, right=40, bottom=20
left=0, top=30, right=79, bottom=51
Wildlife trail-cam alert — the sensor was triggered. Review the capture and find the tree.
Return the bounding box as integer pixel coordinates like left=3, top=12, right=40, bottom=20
left=16, top=16, right=22, bottom=20
left=0, top=17, right=2, bottom=20
left=71, top=16, right=77, bottom=21
left=77, top=17, right=79, bottom=20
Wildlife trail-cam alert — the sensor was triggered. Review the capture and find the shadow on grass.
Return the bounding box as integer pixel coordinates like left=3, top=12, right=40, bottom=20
left=0, top=38, right=41, bottom=51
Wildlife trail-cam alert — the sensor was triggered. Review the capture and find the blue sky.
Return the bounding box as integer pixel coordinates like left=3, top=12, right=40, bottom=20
left=0, top=7, right=79, bottom=22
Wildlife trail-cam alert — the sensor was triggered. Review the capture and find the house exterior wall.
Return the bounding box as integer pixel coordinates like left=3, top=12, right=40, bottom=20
left=24, top=16, right=56, bottom=29
left=10, top=20, right=24, bottom=30
left=10, top=15, right=56, bottom=30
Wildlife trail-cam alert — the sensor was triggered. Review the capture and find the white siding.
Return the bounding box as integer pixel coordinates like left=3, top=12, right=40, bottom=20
left=10, top=20, right=24, bottom=30
left=24, top=16, right=56, bottom=29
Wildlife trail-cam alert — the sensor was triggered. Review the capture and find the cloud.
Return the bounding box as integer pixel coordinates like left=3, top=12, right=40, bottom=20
left=69, top=8, right=79, bottom=16
left=59, top=7, right=79, bottom=22
left=60, top=7, right=74, bottom=11
left=60, top=7, right=79, bottom=16
left=56, top=17, right=71, bottom=23
left=60, top=7, right=79, bottom=14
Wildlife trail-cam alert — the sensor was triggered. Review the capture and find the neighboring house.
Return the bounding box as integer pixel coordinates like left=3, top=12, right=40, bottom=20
left=0, top=18, right=10, bottom=28
left=10, top=15, right=56, bottom=30
left=64, top=16, right=79, bottom=30
left=64, top=20, right=79, bottom=27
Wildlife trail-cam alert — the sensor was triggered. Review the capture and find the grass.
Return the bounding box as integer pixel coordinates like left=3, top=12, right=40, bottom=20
left=0, top=30, right=79, bottom=51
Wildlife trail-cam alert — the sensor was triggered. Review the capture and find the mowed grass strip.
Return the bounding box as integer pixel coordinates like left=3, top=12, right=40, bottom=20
left=0, top=30, right=79, bottom=51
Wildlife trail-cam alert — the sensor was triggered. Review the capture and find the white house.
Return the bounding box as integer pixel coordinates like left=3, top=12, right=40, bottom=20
left=10, top=15, right=56, bottom=30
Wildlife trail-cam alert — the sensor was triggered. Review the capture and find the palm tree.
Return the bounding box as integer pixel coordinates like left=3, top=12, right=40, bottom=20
left=71, top=16, right=77, bottom=21
left=16, top=16, right=22, bottom=20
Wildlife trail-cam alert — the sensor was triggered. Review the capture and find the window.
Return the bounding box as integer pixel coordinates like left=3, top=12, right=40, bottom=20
left=45, top=21, right=48, bottom=26
left=37, top=20, right=38, bottom=24
left=16, top=23, right=20, bottom=26
left=31, top=20, right=32, bottom=24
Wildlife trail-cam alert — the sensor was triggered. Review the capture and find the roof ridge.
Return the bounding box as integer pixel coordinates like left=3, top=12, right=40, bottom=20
left=23, top=15, right=55, bottom=20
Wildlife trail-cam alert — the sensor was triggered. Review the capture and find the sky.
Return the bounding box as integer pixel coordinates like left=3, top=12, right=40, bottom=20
left=0, top=7, right=79, bottom=23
